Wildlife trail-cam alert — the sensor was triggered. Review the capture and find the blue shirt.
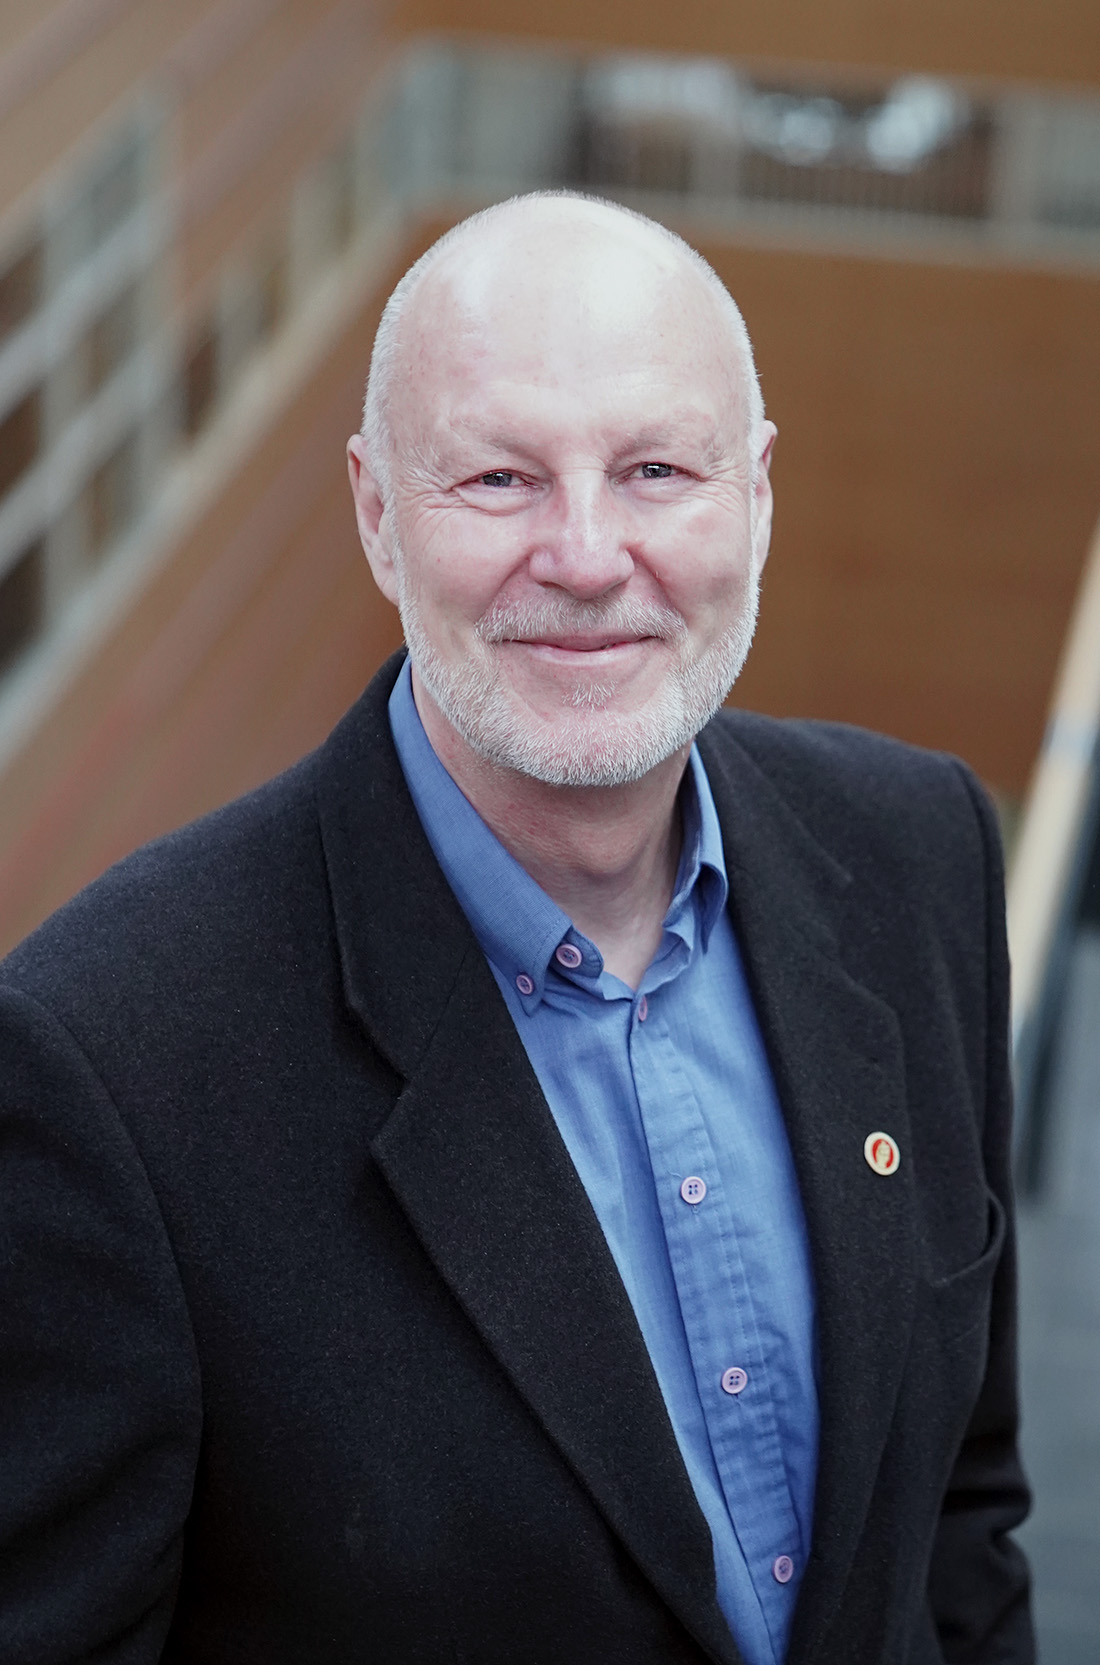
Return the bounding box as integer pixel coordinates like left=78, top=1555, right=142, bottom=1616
left=389, top=660, right=819, bottom=1665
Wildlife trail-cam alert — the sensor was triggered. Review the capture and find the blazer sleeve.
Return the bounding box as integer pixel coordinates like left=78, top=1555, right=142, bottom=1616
left=0, top=985, right=201, bottom=1664
left=925, top=765, right=1035, bottom=1663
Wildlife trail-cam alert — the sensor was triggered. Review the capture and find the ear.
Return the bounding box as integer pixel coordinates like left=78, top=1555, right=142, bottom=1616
left=347, top=434, right=399, bottom=606
left=751, top=422, right=777, bottom=577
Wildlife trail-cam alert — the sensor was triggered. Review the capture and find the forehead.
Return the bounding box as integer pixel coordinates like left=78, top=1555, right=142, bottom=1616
left=391, top=213, right=746, bottom=444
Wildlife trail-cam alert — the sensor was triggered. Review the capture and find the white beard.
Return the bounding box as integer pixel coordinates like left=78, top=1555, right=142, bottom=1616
left=394, top=563, right=759, bottom=789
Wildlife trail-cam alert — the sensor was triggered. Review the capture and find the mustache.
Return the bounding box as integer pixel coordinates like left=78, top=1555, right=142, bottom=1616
left=475, top=595, right=687, bottom=644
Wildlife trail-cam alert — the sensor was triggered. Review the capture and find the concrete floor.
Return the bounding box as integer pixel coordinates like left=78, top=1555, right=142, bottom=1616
left=1017, top=927, right=1100, bottom=1664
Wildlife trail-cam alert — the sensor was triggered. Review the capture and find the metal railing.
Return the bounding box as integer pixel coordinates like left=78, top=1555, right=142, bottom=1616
left=383, top=38, right=1100, bottom=267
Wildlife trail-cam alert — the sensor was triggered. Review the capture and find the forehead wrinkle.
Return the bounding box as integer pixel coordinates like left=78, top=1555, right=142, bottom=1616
left=613, top=412, right=731, bottom=456
left=449, top=391, right=737, bottom=449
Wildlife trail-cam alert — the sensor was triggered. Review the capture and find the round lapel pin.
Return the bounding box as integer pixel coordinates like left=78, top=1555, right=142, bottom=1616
left=864, top=1131, right=900, bottom=1175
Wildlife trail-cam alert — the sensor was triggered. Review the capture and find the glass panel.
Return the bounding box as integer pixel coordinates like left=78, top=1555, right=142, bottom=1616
left=0, top=538, right=44, bottom=675
left=330, top=143, right=357, bottom=254
left=183, top=323, right=219, bottom=437
left=89, top=134, right=143, bottom=250
left=86, top=433, right=139, bottom=558
left=1036, top=101, right=1100, bottom=229
left=0, top=241, right=42, bottom=349
left=77, top=282, right=141, bottom=402
left=0, top=389, right=42, bottom=501
left=309, top=143, right=357, bottom=268
left=222, top=238, right=287, bottom=387
left=256, top=244, right=288, bottom=343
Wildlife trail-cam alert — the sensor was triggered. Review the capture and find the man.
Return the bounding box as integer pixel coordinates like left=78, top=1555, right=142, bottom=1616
left=1, top=194, right=1032, bottom=1664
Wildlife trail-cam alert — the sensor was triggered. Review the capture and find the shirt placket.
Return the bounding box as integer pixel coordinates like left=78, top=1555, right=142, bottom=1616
left=628, top=998, right=804, bottom=1651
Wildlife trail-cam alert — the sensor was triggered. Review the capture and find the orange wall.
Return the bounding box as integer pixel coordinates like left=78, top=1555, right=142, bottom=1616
left=409, top=0, right=1100, bottom=89
left=703, top=240, right=1100, bottom=789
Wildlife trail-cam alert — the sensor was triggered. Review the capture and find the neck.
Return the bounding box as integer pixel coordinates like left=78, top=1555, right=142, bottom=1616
left=413, top=672, right=688, bottom=990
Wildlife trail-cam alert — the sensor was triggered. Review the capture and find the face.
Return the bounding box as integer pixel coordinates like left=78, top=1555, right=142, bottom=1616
left=350, top=214, right=775, bottom=788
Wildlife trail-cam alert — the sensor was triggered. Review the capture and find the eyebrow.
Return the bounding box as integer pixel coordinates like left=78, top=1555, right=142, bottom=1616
left=612, top=419, right=728, bottom=471
left=617, top=417, right=716, bottom=451
left=455, top=411, right=727, bottom=467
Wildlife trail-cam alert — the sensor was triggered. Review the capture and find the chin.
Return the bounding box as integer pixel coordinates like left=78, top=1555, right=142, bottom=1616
left=423, top=666, right=736, bottom=788
left=486, top=719, right=675, bottom=788
left=401, top=588, right=759, bottom=789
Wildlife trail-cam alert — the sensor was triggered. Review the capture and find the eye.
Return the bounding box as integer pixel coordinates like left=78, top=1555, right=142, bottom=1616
left=637, top=462, right=676, bottom=480
left=476, top=471, right=517, bottom=488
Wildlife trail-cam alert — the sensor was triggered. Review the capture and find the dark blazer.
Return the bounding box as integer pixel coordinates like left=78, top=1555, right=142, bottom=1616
left=0, top=653, right=1032, bottom=1665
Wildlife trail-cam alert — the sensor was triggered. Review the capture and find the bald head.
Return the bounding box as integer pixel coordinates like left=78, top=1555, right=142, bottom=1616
left=361, top=193, right=765, bottom=503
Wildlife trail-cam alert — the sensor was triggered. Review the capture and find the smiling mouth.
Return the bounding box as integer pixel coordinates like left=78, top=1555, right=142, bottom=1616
left=507, top=635, right=655, bottom=653
left=477, top=597, right=687, bottom=653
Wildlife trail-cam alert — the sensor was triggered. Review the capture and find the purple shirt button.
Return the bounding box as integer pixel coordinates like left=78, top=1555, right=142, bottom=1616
left=679, top=1175, right=707, bottom=1205
left=772, top=1555, right=794, bottom=1584
left=554, top=942, right=583, bottom=969
left=721, top=1366, right=748, bottom=1395
left=637, top=994, right=648, bottom=1022
left=515, top=973, right=535, bottom=996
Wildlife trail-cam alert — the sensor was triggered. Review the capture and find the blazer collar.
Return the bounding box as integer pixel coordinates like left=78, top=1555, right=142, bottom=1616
left=315, top=658, right=918, bottom=1665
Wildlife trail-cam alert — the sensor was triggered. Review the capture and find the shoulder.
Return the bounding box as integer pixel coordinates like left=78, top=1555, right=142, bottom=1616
left=1, top=744, right=326, bottom=1028
left=700, top=711, right=1010, bottom=1129
left=1, top=649, right=411, bottom=1017
left=698, top=709, right=1006, bottom=1003
left=700, top=706, right=1000, bottom=878
left=704, top=705, right=980, bottom=805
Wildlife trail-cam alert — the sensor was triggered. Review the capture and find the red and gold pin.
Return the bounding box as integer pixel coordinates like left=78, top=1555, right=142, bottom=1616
left=864, top=1131, right=900, bottom=1175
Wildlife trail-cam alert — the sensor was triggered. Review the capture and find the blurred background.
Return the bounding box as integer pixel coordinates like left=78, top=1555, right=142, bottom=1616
left=0, top=0, right=1097, bottom=1656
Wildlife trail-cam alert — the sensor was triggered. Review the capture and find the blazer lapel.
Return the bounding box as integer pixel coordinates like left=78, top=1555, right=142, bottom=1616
left=699, top=723, right=918, bottom=1661
left=315, top=658, right=743, bottom=1665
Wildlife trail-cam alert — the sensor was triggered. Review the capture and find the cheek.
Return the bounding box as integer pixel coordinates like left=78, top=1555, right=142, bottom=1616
left=403, top=516, right=527, bottom=630
left=403, top=549, right=507, bottom=642
left=660, top=513, right=754, bottom=616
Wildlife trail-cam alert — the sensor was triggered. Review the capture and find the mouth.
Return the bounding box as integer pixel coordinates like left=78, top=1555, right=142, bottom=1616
left=505, top=634, right=657, bottom=655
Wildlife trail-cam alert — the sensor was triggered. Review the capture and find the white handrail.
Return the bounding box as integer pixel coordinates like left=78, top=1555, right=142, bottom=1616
left=1007, top=514, right=1100, bottom=1052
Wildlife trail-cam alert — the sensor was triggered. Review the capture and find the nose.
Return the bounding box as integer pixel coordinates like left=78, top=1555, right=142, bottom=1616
left=527, top=471, right=634, bottom=600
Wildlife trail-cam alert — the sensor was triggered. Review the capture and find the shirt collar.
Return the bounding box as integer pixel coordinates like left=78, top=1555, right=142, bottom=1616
left=669, top=741, right=729, bottom=951
left=388, top=657, right=729, bottom=1008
